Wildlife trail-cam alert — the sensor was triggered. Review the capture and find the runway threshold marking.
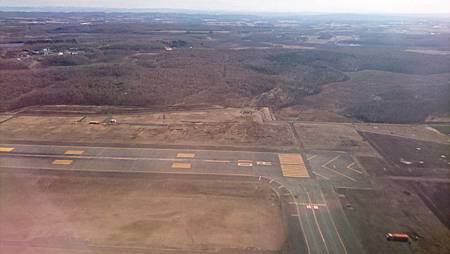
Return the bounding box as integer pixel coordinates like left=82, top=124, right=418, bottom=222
left=171, top=162, right=192, bottom=169
left=0, top=147, right=15, bottom=152
left=52, top=159, right=73, bottom=165
left=64, top=150, right=85, bottom=155
left=176, top=153, right=195, bottom=158
left=278, top=154, right=310, bottom=178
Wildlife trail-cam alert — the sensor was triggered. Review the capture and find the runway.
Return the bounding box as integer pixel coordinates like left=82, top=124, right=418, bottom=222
left=0, top=141, right=363, bottom=254
left=0, top=143, right=282, bottom=177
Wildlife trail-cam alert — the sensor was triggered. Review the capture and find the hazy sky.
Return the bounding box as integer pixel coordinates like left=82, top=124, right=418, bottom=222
left=1, top=0, right=449, bottom=13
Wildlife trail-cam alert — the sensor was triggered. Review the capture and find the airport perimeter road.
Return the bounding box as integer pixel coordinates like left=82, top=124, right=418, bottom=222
left=0, top=142, right=364, bottom=254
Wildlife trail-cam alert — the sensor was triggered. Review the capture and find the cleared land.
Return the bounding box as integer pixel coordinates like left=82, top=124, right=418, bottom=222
left=0, top=172, right=286, bottom=253
left=0, top=111, right=294, bottom=150
left=294, top=123, right=375, bottom=156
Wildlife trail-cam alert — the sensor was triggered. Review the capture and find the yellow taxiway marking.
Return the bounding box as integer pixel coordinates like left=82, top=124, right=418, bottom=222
left=171, top=162, right=192, bottom=169
left=278, top=154, right=310, bottom=178
left=176, top=153, right=196, bottom=158
left=237, top=160, right=253, bottom=167
left=64, top=150, right=85, bottom=155
left=52, top=159, right=73, bottom=165
left=0, top=147, right=15, bottom=152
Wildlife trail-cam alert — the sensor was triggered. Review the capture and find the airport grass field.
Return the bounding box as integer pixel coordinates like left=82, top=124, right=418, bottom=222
left=0, top=172, right=286, bottom=253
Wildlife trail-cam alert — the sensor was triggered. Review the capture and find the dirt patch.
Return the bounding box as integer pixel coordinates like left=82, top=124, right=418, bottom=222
left=0, top=114, right=12, bottom=123
left=294, top=123, right=376, bottom=156
left=0, top=115, right=295, bottom=149
left=275, top=105, right=351, bottom=122
left=84, top=107, right=268, bottom=125
left=0, top=172, right=286, bottom=252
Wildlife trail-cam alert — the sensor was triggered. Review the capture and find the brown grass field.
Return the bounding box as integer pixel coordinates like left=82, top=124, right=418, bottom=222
left=0, top=172, right=286, bottom=253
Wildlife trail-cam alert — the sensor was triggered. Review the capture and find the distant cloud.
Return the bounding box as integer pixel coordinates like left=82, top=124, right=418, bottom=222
left=1, top=0, right=450, bottom=13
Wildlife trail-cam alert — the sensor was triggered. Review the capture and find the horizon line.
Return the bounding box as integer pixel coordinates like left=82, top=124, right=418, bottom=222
left=1, top=6, right=450, bottom=16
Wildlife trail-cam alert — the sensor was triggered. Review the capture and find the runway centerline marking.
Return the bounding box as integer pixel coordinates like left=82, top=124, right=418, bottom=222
left=52, top=159, right=73, bottom=165
left=64, top=150, right=85, bottom=155
left=176, top=153, right=195, bottom=158
left=204, top=159, right=231, bottom=163
left=0, top=147, right=15, bottom=152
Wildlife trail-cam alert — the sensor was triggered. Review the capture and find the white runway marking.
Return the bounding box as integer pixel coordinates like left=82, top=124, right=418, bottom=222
left=306, top=155, right=317, bottom=161
left=305, top=190, right=330, bottom=254
left=320, top=191, right=348, bottom=254
left=237, top=160, right=253, bottom=167
left=321, top=155, right=357, bottom=182
left=204, top=159, right=231, bottom=163
left=313, top=171, right=330, bottom=180
left=346, top=162, right=363, bottom=174
left=321, top=155, right=341, bottom=169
